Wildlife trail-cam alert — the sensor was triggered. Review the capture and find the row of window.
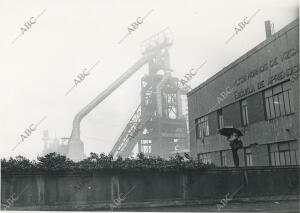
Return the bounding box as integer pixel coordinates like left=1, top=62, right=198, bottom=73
left=198, top=141, right=298, bottom=166
left=141, top=140, right=152, bottom=153
left=198, top=153, right=212, bottom=164
left=195, top=81, right=295, bottom=139
left=200, top=148, right=253, bottom=167
left=245, top=147, right=253, bottom=166
left=269, top=141, right=298, bottom=166
left=221, top=148, right=253, bottom=167
left=264, top=82, right=295, bottom=120
left=195, top=116, right=209, bottom=138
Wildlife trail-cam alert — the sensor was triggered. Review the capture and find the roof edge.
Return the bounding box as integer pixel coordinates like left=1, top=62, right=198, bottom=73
left=187, top=18, right=299, bottom=97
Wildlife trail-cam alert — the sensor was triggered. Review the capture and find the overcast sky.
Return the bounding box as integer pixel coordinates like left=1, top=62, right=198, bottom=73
left=0, top=0, right=298, bottom=160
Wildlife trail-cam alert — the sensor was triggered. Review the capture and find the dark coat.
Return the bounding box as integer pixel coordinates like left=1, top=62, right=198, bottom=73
left=230, top=139, right=243, bottom=150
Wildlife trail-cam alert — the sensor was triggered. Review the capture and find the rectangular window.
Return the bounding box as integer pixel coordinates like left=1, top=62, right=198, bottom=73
left=245, top=147, right=253, bottom=166
left=217, top=109, right=224, bottom=129
left=270, top=152, right=275, bottom=165
left=141, top=140, right=151, bottom=154
left=291, top=150, right=298, bottom=165
left=264, top=81, right=294, bottom=120
left=221, top=151, right=227, bottom=167
left=275, top=152, right=280, bottom=165
left=241, top=99, right=249, bottom=126
left=285, top=151, right=291, bottom=165
left=195, top=116, right=209, bottom=139
left=268, top=141, right=298, bottom=166
left=198, top=153, right=212, bottom=164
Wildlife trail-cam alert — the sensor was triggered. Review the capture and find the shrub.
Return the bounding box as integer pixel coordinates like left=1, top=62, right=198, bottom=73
left=1, top=152, right=215, bottom=174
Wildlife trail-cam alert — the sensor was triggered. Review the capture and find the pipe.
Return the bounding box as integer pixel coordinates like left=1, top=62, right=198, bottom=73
left=176, top=89, right=182, bottom=118
left=156, top=71, right=171, bottom=117
left=69, top=45, right=171, bottom=146
left=70, top=55, right=153, bottom=143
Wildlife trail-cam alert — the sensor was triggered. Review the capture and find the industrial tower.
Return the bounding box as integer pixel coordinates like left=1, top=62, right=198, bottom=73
left=110, top=29, right=188, bottom=158
left=67, top=28, right=188, bottom=161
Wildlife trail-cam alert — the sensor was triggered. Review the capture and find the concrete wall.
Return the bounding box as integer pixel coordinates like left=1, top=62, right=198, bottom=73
left=1, top=167, right=299, bottom=211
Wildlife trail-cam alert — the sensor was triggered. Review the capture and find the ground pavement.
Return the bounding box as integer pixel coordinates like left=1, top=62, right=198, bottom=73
left=116, top=200, right=299, bottom=212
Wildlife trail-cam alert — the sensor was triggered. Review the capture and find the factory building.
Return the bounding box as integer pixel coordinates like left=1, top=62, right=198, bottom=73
left=187, top=19, right=299, bottom=167
left=41, top=130, right=68, bottom=156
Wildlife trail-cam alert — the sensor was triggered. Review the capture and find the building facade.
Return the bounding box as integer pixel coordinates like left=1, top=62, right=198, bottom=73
left=187, top=19, right=299, bottom=167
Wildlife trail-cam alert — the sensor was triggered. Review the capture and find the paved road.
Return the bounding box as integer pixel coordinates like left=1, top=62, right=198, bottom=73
left=117, top=200, right=299, bottom=212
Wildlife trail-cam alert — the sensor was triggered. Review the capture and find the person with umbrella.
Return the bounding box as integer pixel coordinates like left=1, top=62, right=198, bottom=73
left=219, top=126, right=243, bottom=167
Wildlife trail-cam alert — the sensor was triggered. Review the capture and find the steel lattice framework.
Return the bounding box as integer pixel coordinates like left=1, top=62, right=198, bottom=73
left=65, top=28, right=188, bottom=161
left=110, top=28, right=188, bottom=159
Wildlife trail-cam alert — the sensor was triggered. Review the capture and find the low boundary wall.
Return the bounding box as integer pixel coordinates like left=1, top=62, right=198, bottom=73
left=1, top=166, right=299, bottom=210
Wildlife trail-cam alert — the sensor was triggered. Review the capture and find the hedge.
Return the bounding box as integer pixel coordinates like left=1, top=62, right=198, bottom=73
left=1, top=152, right=215, bottom=174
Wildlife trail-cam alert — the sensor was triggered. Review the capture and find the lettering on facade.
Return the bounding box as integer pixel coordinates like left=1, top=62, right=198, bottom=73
left=257, top=80, right=265, bottom=89
left=267, top=71, right=285, bottom=85
left=269, top=57, right=279, bottom=68
left=280, top=48, right=298, bottom=62
left=285, top=64, right=299, bottom=78
left=234, top=64, right=299, bottom=100
left=247, top=63, right=268, bottom=80
left=234, top=48, right=298, bottom=88
left=232, top=48, right=299, bottom=100
left=234, top=85, right=255, bottom=100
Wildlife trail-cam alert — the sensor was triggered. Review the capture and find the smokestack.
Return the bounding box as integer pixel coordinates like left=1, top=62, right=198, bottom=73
left=265, top=20, right=274, bottom=39
left=42, top=130, right=49, bottom=151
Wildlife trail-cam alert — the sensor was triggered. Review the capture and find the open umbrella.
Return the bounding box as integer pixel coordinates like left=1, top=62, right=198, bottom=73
left=218, top=126, right=243, bottom=138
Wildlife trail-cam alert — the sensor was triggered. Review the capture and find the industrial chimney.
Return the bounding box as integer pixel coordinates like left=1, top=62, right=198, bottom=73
left=42, top=130, right=49, bottom=150
left=265, top=20, right=275, bottom=39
